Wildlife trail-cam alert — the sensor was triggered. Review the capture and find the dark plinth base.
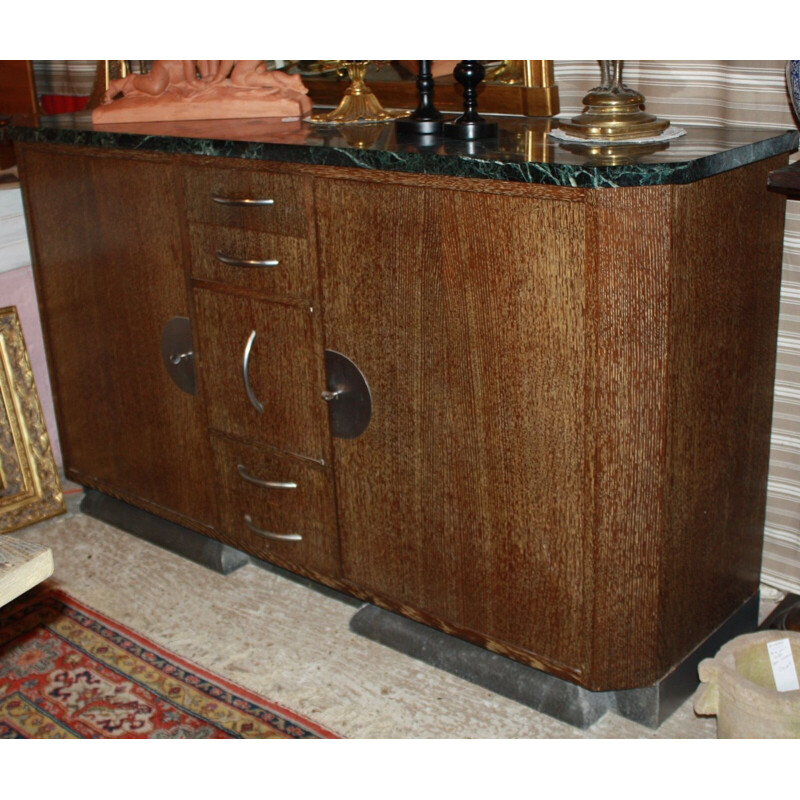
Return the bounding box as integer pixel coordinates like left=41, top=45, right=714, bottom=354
left=396, top=117, right=443, bottom=137
left=443, top=119, right=498, bottom=141
left=80, top=489, right=249, bottom=574
left=350, top=593, right=760, bottom=729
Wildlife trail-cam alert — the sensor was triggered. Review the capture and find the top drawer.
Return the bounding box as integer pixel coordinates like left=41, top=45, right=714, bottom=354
left=183, top=166, right=309, bottom=238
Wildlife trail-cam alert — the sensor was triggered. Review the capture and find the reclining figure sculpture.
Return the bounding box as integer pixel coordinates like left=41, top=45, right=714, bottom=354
left=93, top=60, right=312, bottom=123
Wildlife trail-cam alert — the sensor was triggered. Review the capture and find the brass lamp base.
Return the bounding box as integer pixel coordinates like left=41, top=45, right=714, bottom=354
left=560, top=61, right=669, bottom=141
left=311, top=61, right=409, bottom=124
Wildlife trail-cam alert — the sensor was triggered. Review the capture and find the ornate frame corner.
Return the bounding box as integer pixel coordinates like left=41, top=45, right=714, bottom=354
left=0, top=306, right=65, bottom=534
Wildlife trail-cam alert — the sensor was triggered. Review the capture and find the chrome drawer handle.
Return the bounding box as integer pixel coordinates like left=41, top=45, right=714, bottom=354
left=244, top=514, right=302, bottom=542
left=216, top=250, right=280, bottom=269
left=242, top=330, right=264, bottom=413
left=237, top=464, right=297, bottom=490
left=212, top=193, right=274, bottom=207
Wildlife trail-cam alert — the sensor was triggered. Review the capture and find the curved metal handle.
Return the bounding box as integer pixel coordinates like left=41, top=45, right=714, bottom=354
left=161, top=317, right=196, bottom=395
left=169, top=350, right=193, bottom=365
left=216, top=251, right=280, bottom=269
left=237, top=464, right=297, bottom=490
left=244, top=514, right=302, bottom=542
left=242, top=330, right=264, bottom=413
left=212, top=193, right=275, bottom=207
left=323, top=350, right=372, bottom=439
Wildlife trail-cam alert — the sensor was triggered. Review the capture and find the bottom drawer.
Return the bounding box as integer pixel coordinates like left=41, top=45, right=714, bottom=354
left=210, top=434, right=340, bottom=576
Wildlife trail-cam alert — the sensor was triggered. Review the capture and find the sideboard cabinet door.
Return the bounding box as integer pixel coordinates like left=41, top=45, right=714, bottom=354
left=193, top=288, right=328, bottom=463
left=317, top=178, right=589, bottom=675
left=18, top=147, right=217, bottom=528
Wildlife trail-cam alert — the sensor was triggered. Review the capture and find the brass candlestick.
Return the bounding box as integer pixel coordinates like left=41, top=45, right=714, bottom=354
left=560, top=60, right=669, bottom=141
left=311, top=61, right=408, bottom=124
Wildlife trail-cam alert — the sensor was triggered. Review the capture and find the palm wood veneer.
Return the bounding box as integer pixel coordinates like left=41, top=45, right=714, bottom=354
left=16, top=141, right=788, bottom=691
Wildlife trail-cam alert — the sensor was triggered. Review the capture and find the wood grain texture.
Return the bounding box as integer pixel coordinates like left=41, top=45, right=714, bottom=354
left=587, top=186, right=672, bottom=689
left=65, top=466, right=219, bottom=540
left=659, top=155, right=788, bottom=672
left=210, top=432, right=340, bottom=576
left=18, top=146, right=218, bottom=527
left=586, top=157, right=789, bottom=689
left=188, top=223, right=313, bottom=300
left=193, top=288, right=328, bottom=464
left=16, top=140, right=789, bottom=692
left=183, top=165, right=309, bottom=237
left=318, top=178, right=588, bottom=675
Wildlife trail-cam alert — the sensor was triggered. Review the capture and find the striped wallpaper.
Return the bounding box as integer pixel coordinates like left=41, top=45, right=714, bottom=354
left=24, top=60, right=800, bottom=594
left=554, top=60, right=800, bottom=594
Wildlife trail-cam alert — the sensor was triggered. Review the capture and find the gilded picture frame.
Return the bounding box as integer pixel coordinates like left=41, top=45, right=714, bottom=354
left=0, top=306, right=65, bottom=534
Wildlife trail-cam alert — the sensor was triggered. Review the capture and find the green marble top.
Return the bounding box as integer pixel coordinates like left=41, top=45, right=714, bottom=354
left=3, top=112, right=797, bottom=188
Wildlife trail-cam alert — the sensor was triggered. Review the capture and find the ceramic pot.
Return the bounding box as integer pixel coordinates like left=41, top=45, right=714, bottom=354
left=694, top=630, right=800, bottom=738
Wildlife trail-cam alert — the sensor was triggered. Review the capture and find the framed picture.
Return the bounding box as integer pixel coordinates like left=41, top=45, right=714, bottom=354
left=0, top=306, right=64, bottom=534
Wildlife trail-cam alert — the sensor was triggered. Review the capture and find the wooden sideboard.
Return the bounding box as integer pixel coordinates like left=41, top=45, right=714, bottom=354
left=15, top=140, right=789, bottom=692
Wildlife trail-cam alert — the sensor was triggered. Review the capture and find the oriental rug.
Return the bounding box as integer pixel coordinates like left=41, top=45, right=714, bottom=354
left=0, top=588, right=339, bottom=738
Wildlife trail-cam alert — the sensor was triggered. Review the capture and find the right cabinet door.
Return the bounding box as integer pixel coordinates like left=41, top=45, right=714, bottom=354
left=317, top=178, right=589, bottom=675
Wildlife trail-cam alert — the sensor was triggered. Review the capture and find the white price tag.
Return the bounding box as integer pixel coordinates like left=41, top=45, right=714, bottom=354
left=767, top=638, right=800, bottom=692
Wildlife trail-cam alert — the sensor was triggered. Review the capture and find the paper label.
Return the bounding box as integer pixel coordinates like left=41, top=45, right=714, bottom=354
left=767, top=638, right=800, bottom=692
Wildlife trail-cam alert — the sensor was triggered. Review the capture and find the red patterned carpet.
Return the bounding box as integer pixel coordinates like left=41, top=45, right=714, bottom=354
left=0, top=589, right=340, bottom=738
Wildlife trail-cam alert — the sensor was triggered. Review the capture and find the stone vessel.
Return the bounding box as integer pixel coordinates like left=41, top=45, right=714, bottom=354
left=694, top=631, right=800, bottom=738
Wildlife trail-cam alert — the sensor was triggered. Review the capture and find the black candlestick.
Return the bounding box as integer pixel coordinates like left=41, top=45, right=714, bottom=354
left=443, top=60, right=498, bottom=140
left=396, top=60, right=443, bottom=136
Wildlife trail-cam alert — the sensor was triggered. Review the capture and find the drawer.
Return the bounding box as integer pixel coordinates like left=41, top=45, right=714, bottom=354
left=211, top=434, right=339, bottom=576
left=193, top=288, right=328, bottom=462
left=188, top=222, right=313, bottom=299
left=183, top=166, right=309, bottom=238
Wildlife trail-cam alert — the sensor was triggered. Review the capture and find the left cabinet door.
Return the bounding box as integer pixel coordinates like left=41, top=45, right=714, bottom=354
left=18, top=147, right=218, bottom=529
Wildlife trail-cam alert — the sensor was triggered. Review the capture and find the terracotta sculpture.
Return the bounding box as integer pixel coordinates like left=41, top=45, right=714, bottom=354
left=93, top=60, right=312, bottom=124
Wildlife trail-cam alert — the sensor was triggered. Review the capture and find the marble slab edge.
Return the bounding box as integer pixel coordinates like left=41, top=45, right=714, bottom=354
left=3, top=123, right=797, bottom=189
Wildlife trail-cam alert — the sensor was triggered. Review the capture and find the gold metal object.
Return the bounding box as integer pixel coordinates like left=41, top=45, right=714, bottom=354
left=560, top=60, right=669, bottom=141
left=337, top=123, right=389, bottom=148
left=0, top=307, right=65, bottom=534
left=520, top=60, right=559, bottom=117
left=104, top=59, right=128, bottom=89
left=301, top=59, right=559, bottom=117
left=559, top=140, right=670, bottom=166
left=485, top=60, right=524, bottom=85
left=311, top=61, right=409, bottom=124
left=498, top=124, right=554, bottom=164
left=87, top=60, right=129, bottom=109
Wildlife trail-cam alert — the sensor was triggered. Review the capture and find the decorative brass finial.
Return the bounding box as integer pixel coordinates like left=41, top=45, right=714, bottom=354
left=311, top=61, right=408, bottom=124
left=559, top=60, right=669, bottom=141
